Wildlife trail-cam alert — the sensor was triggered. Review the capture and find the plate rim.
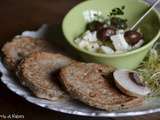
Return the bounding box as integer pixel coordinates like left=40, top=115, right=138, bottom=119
left=1, top=59, right=160, bottom=117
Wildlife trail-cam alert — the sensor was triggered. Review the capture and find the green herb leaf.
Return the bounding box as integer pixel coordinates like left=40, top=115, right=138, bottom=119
left=109, top=5, right=125, bottom=16
left=121, top=5, right=125, bottom=10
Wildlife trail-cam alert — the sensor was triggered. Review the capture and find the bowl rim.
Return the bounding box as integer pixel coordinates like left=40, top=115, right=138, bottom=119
left=62, top=0, right=160, bottom=58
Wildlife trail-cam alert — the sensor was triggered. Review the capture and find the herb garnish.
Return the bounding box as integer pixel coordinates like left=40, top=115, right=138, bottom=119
left=136, top=43, right=160, bottom=96
left=111, top=17, right=128, bottom=29
left=109, top=5, right=125, bottom=16
left=90, top=6, right=128, bottom=29
left=109, top=6, right=128, bottom=29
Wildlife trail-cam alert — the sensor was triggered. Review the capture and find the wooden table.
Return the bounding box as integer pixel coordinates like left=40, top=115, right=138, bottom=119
left=0, top=0, right=160, bottom=120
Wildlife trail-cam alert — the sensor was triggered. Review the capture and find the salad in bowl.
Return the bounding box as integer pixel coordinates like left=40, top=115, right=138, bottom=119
left=75, top=6, right=144, bottom=54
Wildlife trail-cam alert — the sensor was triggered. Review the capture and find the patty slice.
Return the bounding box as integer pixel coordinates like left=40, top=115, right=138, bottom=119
left=60, top=62, right=144, bottom=111
left=2, top=36, right=54, bottom=70
left=18, top=52, right=73, bottom=101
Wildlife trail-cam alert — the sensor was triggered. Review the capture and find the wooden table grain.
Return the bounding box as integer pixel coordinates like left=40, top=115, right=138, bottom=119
left=0, top=0, right=160, bottom=120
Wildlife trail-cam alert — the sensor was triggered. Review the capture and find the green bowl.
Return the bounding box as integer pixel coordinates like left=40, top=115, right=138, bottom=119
left=62, top=0, right=160, bottom=69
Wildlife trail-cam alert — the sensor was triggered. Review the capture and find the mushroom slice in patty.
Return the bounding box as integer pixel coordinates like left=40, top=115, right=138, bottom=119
left=113, top=69, right=151, bottom=97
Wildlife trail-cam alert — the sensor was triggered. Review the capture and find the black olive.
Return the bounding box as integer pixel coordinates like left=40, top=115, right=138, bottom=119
left=97, top=27, right=116, bottom=41
left=87, top=21, right=104, bottom=32
left=111, top=17, right=128, bottom=29
left=129, top=72, right=145, bottom=87
left=124, top=31, right=143, bottom=46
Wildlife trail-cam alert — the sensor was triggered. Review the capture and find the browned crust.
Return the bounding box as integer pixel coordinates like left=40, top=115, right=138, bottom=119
left=1, top=36, right=54, bottom=71
left=17, top=52, right=73, bottom=101
left=60, top=62, right=144, bottom=111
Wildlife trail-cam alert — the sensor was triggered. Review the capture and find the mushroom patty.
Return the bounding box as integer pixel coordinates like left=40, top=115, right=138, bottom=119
left=18, top=52, right=73, bottom=101
left=60, top=62, right=144, bottom=111
left=2, top=36, right=54, bottom=70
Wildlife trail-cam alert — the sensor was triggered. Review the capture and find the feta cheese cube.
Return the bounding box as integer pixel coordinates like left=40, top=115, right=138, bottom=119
left=100, top=46, right=114, bottom=54
left=83, top=31, right=97, bottom=42
left=83, top=10, right=102, bottom=22
left=86, top=43, right=100, bottom=52
left=111, top=34, right=131, bottom=52
left=79, top=40, right=89, bottom=48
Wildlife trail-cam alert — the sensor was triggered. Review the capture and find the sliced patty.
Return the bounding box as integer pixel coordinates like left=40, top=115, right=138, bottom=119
left=2, top=36, right=54, bottom=70
left=18, top=52, right=73, bottom=101
left=60, top=62, right=144, bottom=111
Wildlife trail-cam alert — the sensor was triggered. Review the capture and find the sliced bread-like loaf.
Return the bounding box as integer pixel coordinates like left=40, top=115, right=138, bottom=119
left=18, top=52, right=73, bottom=101
left=60, top=62, right=144, bottom=111
left=2, top=36, right=54, bottom=70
